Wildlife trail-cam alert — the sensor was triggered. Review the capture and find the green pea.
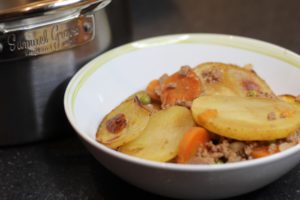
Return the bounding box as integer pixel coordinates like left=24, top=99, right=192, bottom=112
left=138, top=93, right=151, bottom=105
left=247, top=90, right=257, bottom=97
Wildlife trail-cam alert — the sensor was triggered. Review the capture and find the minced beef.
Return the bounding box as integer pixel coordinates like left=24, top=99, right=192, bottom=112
left=201, top=68, right=222, bottom=83
left=188, top=129, right=300, bottom=164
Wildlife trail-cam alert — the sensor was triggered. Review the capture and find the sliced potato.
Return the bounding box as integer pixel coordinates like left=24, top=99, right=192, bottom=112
left=192, top=95, right=300, bottom=141
left=193, top=62, right=275, bottom=98
left=96, top=97, right=151, bottom=149
left=279, top=94, right=300, bottom=110
left=119, top=106, right=195, bottom=162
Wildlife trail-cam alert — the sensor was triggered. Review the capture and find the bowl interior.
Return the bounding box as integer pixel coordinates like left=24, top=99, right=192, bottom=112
left=65, top=34, right=300, bottom=166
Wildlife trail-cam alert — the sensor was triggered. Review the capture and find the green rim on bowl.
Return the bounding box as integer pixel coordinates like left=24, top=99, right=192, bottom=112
left=65, top=33, right=300, bottom=116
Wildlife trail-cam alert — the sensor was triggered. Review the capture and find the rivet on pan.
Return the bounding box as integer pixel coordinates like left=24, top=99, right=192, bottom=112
left=83, top=22, right=92, bottom=33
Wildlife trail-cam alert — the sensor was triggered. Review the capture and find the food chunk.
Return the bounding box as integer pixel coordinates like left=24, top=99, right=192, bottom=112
left=146, top=66, right=202, bottom=108
left=177, top=127, right=210, bottom=163
left=192, top=95, right=300, bottom=141
left=119, top=106, right=195, bottom=162
left=193, top=62, right=275, bottom=98
left=96, top=97, right=151, bottom=149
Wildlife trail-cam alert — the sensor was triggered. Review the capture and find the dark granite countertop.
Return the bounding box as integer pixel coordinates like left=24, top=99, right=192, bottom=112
left=2, top=0, right=300, bottom=199
left=1, top=135, right=300, bottom=200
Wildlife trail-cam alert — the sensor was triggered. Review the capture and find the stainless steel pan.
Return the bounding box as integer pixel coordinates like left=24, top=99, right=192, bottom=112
left=0, top=0, right=111, bottom=145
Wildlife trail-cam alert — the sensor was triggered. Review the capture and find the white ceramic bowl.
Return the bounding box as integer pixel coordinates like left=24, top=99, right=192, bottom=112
left=64, top=34, right=300, bottom=199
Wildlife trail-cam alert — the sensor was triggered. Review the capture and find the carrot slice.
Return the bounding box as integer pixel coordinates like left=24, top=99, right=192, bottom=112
left=146, top=79, right=161, bottom=101
left=160, top=66, right=201, bottom=108
left=250, top=145, right=278, bottom=159
left=177, top=127, right=210, bottom=163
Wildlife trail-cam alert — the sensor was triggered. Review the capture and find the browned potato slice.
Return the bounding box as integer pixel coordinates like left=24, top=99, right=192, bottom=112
left=279, top=94, right=300, bottom=110
left=119, top=106, right=195, bottom=162
left=96, top=97, right=151, bottom=149
left=193, top=62, right=275, bottom=98
left=192, top=95, right=300, bottom=141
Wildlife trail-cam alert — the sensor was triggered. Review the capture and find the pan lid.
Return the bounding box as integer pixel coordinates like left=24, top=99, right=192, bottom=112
left=0, top=0, right=111, bottom=22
